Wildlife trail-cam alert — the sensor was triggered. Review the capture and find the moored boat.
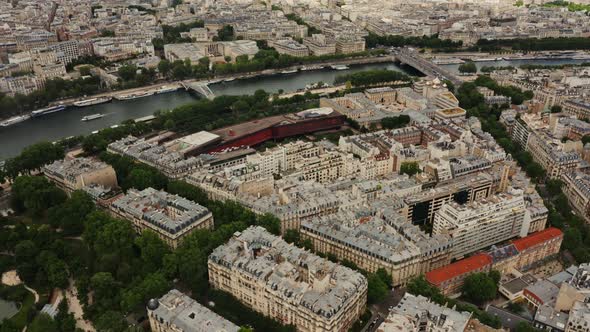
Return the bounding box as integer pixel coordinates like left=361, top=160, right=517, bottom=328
left=31, top=105, right=67, bottom=117
left=73, top=96, right=112, bottom=107
left=0, top=114, right=30, bottom=127
left=81, top=113, right=105, bottom=122
left=115, top=91, right=154, bottom=101
left=330, top=65, right=349, bottom=70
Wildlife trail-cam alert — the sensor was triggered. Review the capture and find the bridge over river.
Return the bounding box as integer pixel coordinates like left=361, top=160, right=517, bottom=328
left=394, top=48, right=464, bottom=87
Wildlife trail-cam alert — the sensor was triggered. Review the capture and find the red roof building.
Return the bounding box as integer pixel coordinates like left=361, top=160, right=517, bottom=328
left=512, top=227, right=563, bottom=271
left=424, top=227, right=563, bottom=297
left=425, top=253, right=493, bottom=296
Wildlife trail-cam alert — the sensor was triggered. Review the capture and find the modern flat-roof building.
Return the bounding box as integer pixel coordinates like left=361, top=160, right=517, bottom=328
left=433, top=191, right=527, bottom=259
left=566, top=301, right=590, bottom=332
left=110, top=188, right=213, bottom=248
left=402, top=173, right=494, bottom=226
left=208, top=226, right=368, bottom=332
left=43, top=157, right=118, bottom=195
left=555, top=263, right=590, bottom=312
left=147, top=289, right=239, bottom=332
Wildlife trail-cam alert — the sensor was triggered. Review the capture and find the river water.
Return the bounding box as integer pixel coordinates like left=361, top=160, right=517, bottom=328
left=0, top=58, right=587, bottom=159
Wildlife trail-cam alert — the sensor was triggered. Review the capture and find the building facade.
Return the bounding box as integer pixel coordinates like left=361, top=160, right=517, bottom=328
left=208, top=226, right=368, bottom=332
left=43, top=157, right=118, bottom=195
left=147, top=289, right=239, bottom=332
left=110, top=188, right=213, bottom=248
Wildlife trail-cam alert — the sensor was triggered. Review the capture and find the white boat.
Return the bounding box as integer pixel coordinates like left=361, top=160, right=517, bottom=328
left=81, top=113, right=104, bottom=121
left=472, top=58, right=497, bottom=62
left=74, top=96, right=112, bottom=107
left=31, top=105, right=67, bottom=117
left=156, top=86, right=178, bottom=94
left=281, top=69, right=298, bottom=74
left=223, top=78, right=236, bottom=82
left=115, top=91, right=154, bottom=101
left=301, top=66, right=325, bottom=71
left=0, top=114, right=30, bottom=127
left=304, top=82, right=330, bottom=90
left=572, top=55, right=590, bottom=60
left=331, top=65, right=349, bottom=70
left=433, top=58, right=465, bottom=65
left=208, top=79, right=223, bottom=84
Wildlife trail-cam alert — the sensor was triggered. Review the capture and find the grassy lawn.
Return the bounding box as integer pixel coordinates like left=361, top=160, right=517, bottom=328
left=0, top=285, right=35, bottom=328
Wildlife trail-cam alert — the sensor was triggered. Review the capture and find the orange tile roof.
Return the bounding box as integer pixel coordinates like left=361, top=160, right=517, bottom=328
left=511, top=227, right=563, bottom=252
left=426, top=253, right=493, bottom=286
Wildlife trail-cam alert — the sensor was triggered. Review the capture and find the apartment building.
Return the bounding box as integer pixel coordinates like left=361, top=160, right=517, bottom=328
left=426, top=227, right=562, bottom=296
left=512, top=227, right=563, bottom=272
left=426, top=253, right=493, bottom=297
left=208, top=226, right=368, bottom=332
left=335, top=37, right=365, bottom=54
left=107, top=135, right=203, bottom=179
left=560, top=172, right=590, bottom=223
left=402, top=173, right=494, bottom=226
left=110, top=188, right=213, bottom=248
left=555, top=264, right=590, bottom=312
left=303, top=34, right=336, bottom=56
left=270, top=38, right=310, bottom=57
left=43, top=157, right=118, bottom=195
left=301, top=209, right=451, bottom=286
left=0, top=75, right=40, bottom=96
left=433, top=191, right=527, bottom=259
left=562, top=99, right=590, bottom=121
left=526, top=131, right=580, bottom=179
left=566, top=301, right=590, bottom=332
left=147, top=289, right=239, bottom=332
left=377, top=293, right=472, bottom=331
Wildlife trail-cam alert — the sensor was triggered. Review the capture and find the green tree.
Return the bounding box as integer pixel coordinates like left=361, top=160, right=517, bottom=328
left=443, top=79, right=455, bottom=93
left=120, top=272, right=170, bottom=311
left=283, top=229, right=301, bottom=245
left=95, top=311, right=128, bottom=332
left=28, top=313, right=59, bottom=332
left=515, top=322, right=541, bottom=332
left=217, top=25, right=234, bottom=41
left=157, top=60, right=171, bottom=77
left=550, top=105, right=562, bottom=113
left=381, top=115, right=410, bottom=129
left=399, top=162, right=421, bottom=176
left=100, top=30, right=115, bottom=37
left=462, top=272, right=497, bottom=304
left=458, top=62, right=477, bottom=74
left=118, top=64, right=138, bottom=82
left=15, top=240, right=38, bottom=262
left=367, top=273, right=389, bottom=304
left=135, top=230, right=170, bottom=274
left=124, top=168, right=167, bottom=191
left=255, top=214, right=281, bottom=235
left=47, top=190, right=95, bottom=235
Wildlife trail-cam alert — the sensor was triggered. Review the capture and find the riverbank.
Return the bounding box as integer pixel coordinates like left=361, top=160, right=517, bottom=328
left=1, top=56, right=588, bottom=159
left=4, top=55, right=395, bottom=118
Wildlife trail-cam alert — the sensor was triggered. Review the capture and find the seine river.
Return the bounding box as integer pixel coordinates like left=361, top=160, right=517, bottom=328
left=0, top=58, right=587, bottom=159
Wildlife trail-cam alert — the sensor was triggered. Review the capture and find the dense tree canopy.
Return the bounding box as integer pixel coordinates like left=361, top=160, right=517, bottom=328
left=334, top=69, right=411, bottom=87
left=458, top=62, right=477, bottom=74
